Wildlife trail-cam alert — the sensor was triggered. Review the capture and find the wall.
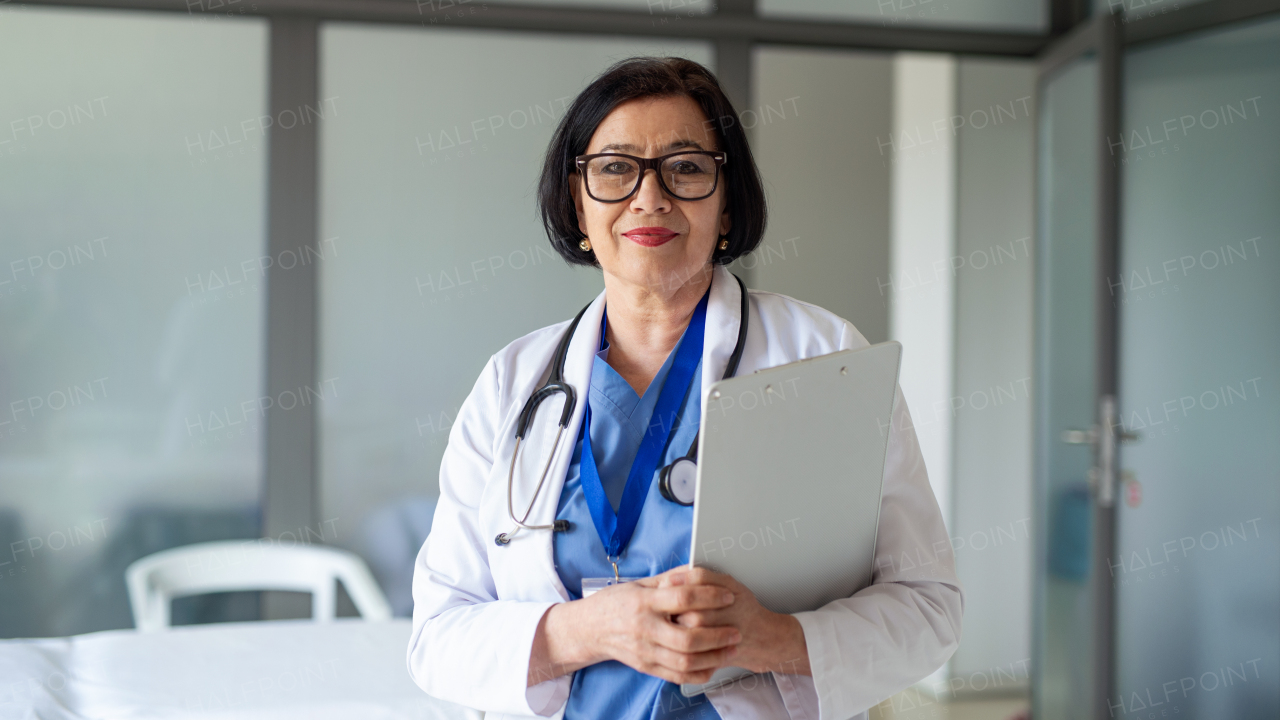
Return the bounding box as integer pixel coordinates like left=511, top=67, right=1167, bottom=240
left=950, top=56, right=1036, bottom=685
left=750, top=46, right=893, bottom=345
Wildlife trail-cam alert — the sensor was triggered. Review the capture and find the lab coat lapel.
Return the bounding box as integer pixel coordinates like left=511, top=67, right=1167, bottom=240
left=701, top=265, right=745, bottom=402
left=514, top=289, right=606, bottom=600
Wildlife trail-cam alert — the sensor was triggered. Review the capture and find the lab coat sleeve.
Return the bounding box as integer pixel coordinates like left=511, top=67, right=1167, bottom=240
left=406, top=354, right=569, bottom=717
left=788, top=324, right=965, bottom=720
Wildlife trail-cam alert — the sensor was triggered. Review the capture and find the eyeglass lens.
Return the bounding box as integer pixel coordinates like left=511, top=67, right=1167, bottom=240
left=583, top=154, right=718, bottom=201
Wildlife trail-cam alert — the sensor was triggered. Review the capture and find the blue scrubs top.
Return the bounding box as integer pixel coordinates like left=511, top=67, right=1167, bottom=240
left=552, top=319, right=722, bottom=720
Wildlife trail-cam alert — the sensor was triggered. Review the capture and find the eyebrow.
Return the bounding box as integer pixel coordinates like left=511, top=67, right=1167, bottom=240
left=597, top=139, right=707, bottom=153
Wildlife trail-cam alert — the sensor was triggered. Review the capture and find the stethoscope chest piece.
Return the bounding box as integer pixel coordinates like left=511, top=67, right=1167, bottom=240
left=658, top=457, right=698, bottom=506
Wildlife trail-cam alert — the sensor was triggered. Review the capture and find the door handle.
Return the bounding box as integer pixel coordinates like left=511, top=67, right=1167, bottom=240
left=1059, top=396, right=1139, bottom=507
left=1061, top=428, right=1098, bottom=445
left=1061, top=427, right=1140, bottom=445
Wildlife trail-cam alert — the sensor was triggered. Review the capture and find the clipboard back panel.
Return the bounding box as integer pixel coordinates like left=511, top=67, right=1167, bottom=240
left=690, top=341, right=902, bottom=615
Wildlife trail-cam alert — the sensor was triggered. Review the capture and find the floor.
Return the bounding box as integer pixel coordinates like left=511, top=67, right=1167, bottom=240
left=871, top=693, right=1030, bottom=720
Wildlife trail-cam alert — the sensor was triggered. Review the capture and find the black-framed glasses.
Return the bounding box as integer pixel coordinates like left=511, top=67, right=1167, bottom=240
left=574, top=151, right=727, bottom=202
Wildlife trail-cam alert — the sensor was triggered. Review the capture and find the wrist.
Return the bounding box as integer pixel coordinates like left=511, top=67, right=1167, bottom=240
left=529, top=601, right=596, bottom=687
left=764, top=612, right=811, bottom=676
left=544, top=599, right=606, bottom=670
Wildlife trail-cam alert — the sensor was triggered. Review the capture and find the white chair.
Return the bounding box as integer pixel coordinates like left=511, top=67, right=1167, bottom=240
left=126, top=540, right=393, bottom=632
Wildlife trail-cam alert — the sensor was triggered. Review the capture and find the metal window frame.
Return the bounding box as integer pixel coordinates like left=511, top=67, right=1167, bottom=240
left=264, top=15, right=320, bottom=553
left=18, top=0, right=1279, bottom=635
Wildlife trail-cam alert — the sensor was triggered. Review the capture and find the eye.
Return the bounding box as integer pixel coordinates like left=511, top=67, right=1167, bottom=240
left=594, top=160, right=638, bottom=176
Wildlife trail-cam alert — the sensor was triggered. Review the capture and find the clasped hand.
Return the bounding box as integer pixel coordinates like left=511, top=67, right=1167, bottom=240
left=530, top=566, right=810, bottom=688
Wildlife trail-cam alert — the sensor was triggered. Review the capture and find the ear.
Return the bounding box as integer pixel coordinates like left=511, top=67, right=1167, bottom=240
left=569, top=172, right=588, bottom=237
left=719, top=200, right=732, bottom=238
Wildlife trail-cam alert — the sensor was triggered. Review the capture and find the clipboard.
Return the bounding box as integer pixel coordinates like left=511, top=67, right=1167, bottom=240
left=680, top=341, right=903, bottom=697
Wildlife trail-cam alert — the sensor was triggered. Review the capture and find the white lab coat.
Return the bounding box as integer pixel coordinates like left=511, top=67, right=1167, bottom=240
left=408, top=265, right=964, bottom=720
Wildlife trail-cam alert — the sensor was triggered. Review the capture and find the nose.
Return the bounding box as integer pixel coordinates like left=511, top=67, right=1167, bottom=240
left=628, top=168, right=672, bottom=214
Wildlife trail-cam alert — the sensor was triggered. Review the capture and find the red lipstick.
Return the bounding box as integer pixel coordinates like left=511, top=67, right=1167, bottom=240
left=622, top=227, right=679, bottom=247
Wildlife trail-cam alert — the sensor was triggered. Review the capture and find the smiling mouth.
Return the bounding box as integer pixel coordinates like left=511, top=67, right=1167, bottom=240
left=622, top=228, right=679, bottom=247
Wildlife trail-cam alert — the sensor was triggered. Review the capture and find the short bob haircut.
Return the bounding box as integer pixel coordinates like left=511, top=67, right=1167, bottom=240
left=538, top=56, right=767, bottom=268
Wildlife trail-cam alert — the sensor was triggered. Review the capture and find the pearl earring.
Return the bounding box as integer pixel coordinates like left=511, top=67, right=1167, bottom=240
left=717, top=237, right=729, bottom=250
left=579, top=238, right=592, bottom=252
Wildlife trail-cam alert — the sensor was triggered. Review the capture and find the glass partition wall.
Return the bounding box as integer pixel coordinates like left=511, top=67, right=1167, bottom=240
left=1033, top=8, right=1280, bottom=720
left=4, top=2, right=1279, bottom=719
left=1113, top=16, right=1280, bottom=717
left=317, top=25, right=713, bottom=615
left=760, top=0, right=1049, bottom=32
left=0, top=7, right=268, bottom=637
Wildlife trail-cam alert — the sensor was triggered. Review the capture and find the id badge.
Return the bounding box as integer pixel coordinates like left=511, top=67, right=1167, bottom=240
left=581, top=576, right=643, bottom=598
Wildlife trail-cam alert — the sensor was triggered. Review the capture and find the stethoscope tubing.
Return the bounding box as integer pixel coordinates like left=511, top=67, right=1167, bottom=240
left=496, top=273, right=749, bottom=546
left=495, top=304, right=591, bottom=545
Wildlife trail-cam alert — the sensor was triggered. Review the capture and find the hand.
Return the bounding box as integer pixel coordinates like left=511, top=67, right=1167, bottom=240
left=528, top=566, right=742, bottom=687
left=659, top=567, right=811, bottom=676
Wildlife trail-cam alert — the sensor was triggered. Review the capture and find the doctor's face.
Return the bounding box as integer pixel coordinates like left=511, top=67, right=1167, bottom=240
left=570, top=95, right=731, bottom=295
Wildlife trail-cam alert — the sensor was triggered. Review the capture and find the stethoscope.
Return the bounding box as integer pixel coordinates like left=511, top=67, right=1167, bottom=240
left=495, top=273, right=749, bottom=546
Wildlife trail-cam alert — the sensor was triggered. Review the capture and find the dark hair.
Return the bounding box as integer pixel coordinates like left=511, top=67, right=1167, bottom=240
left=537, top=56, right=767, bottom=268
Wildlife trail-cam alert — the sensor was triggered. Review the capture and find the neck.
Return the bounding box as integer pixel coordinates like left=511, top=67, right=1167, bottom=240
left=601, top=264, right=714, bottom=397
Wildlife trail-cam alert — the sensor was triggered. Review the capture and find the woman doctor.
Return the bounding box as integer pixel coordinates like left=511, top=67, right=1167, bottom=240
left=408, top=57, right=963, bottom=720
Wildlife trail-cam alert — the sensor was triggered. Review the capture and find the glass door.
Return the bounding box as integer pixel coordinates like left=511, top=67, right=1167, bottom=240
left=1033, top=53, right=1100, bottom=720
left=1113, top=16, right=1280, bottom=718
left=1035, top=11, right=1280, bottom=720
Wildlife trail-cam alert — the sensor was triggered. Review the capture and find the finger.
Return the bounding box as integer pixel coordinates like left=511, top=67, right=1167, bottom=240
left=653, top=565, right=695, bottom=587
left=648, top=644, right=739, bottom=680
left=671, top=609, right=732, bottom=628
left=649, top=619, right=741, bottom=654
left=683, top=566, right=736, bottom=589
left=643, top=661, right=718, bottom=687
left=656, top=566, right=739, bottom=592
left=649, top=585, right=734, bottom=614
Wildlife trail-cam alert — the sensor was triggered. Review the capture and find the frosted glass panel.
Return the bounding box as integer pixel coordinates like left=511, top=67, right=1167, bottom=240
left=1093, top=0, right=1212, bottom=23
left=486, top=0, right=710, bottom=11
left=1033, top=55, right=1098, bottom=720
left=1115, top=17, right=1280, bottom=717
left=0, top=9, right=267, bottom=637
left=319, top=24, right=712, bottom=615
left=760, top=0, right=1046, bottom=33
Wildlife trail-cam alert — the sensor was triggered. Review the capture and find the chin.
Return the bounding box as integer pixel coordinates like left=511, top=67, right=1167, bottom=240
left=626, top=257, right=712, bottom=294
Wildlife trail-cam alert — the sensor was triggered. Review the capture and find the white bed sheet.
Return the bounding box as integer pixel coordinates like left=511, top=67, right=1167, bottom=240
left=0, top=619, right=481, bottom=720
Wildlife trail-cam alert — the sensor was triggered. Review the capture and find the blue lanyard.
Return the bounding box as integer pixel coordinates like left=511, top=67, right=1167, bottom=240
left=578, top=290, right=708, bottom=561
